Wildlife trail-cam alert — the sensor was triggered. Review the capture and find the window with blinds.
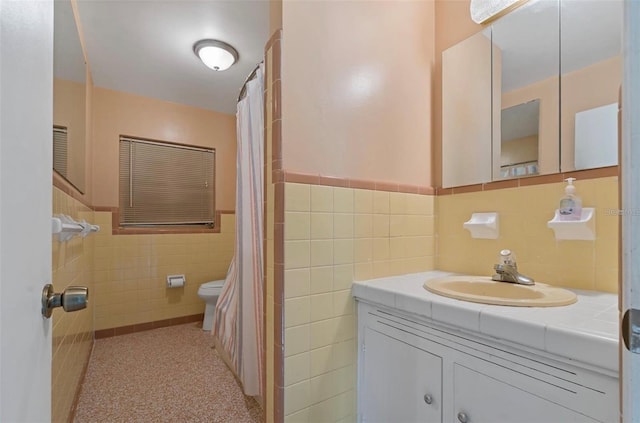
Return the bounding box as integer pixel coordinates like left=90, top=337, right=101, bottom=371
left=53, top=126, right=68, bottom=177
left=119, top=137, right=215, bottom=226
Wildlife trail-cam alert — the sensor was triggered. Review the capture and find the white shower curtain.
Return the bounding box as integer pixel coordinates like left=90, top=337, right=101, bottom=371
left=213, top=64, right=264, bottom=397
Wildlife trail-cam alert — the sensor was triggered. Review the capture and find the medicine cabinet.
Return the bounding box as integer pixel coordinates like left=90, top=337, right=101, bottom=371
left=442, top=0, right=622, bottom=188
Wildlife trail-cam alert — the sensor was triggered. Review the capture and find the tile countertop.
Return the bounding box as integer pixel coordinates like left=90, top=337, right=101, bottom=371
left=352, top=270, right=619, bottom=375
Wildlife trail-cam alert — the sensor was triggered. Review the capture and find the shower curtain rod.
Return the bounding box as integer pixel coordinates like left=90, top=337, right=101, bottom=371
left=237, top=62, right=263, bottom=103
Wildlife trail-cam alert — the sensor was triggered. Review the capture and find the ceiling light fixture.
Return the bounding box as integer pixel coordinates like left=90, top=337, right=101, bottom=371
left=193, top=39, right=238, bottom=72
left=470, top=0, right=527, bottom=24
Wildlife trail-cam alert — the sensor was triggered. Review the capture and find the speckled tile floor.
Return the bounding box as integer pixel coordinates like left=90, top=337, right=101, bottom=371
left=74, top=323, right=262, bottom=423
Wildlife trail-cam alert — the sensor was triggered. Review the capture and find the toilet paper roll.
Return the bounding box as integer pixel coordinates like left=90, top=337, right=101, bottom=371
left=167, top=274, right=185, bottom=288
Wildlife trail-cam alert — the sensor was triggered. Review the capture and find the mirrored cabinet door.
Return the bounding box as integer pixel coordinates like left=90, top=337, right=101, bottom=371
left=441, top=29, right=493, bottom=188
left=53, top=0, right=87, bottom=193
left=440, top=0, right=620, bottom=188
left=560, top=0, right=622, bottom=172
left=491, top=0, right=560, bottom=181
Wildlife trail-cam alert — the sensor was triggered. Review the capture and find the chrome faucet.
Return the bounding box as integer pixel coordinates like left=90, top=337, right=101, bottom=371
left=491, top=249, right=535, bottom=286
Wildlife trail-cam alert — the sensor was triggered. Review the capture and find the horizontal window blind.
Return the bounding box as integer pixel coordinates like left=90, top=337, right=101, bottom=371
left=119, top=137, right=215, bottom=226
left=53, top=126, right=68, bottom=177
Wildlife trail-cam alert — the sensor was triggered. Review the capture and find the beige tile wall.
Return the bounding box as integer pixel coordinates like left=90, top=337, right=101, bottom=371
left=280, top=175, right=618, bottom=422
left=282, top=183, right=435, bottom=422
left=52, top=187, right=94, bottom=422
left=437, top=176, right=619, bottom=292
left=92, top=212, right=235, bottom=330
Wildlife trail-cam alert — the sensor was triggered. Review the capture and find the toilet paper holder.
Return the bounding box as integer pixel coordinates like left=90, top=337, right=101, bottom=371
left=167, top=274, right=186, bottom=288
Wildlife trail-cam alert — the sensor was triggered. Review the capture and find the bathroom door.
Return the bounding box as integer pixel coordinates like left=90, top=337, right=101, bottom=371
left=0, top=1, right=54, bottom=421
left=621, top=1, right=640, bottom=421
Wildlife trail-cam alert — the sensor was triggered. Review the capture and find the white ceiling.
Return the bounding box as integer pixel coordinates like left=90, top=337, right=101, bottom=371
left=54, top=1, right=86, bottom=84
left=75, top=0, right=270, bottom=115
left=70, top=0, right=621, bottom=115
left=501, top=99, right=540, bottom=142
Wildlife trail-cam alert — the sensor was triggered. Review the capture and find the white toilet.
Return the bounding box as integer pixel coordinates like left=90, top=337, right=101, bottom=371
left=197, top=280, right=225, bottom=331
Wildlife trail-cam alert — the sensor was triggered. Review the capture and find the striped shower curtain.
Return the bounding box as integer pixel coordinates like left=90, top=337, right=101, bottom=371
left=213, top=64, right=264, bottom=397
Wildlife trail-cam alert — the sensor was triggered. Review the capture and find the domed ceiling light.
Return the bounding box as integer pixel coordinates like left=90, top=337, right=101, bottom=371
left=193, top=39, right=239, bottom=71
left=470, top=0, right=526, bottom=24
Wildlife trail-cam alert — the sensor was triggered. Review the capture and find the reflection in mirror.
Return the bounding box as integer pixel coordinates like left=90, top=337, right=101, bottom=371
left=441, top=29, right=493, bottom=188
left=491, top=0, right=559, bottom=180
left=560, top=0, right=622, bottom=171
left=54, top=0, right=86, bottom=193
left=500, top=99, right=540, bottom=179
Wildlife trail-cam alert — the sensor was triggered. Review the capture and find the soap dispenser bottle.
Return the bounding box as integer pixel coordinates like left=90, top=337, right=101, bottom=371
left=559, top=178, right=583, bottom=220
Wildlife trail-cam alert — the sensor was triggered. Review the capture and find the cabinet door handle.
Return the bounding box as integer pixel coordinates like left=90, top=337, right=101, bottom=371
left=457, top=411, right=469, bottom=423
left=423, top=393, right=433, bottom=405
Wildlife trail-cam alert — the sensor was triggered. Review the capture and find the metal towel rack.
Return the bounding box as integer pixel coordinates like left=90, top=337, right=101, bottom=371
left=51, top=214, right=100, bottom=242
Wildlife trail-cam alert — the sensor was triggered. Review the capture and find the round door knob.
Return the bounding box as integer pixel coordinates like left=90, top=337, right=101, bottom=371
left=457, top=411, right=469, bottom=423
left=423, top=394, right=433, bottom=404
left=41, top=284, right=89, bottom=318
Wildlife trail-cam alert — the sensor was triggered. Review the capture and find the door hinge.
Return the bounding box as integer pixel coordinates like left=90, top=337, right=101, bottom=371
left=622, top=308, right=640, bottom=353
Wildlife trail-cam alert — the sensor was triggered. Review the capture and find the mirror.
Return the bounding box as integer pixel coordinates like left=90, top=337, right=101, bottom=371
left=499, top=99, right=540, bottom=178
left=560, top=0, right=622, bottom=171
left=441, top=29, right=493, bottom=188
left=491, top=0, right=560, bottom=180
left=441, top=0, right=560, bottom=188
left=53, top=0, right=86, bottom=193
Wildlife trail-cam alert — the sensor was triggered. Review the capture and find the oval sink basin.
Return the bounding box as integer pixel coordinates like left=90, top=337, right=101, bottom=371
left=424, top=276, right=577, bottom=307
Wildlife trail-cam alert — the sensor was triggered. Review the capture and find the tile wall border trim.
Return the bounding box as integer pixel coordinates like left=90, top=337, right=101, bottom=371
left=262, top=43, right=269, bottom=422
left=262, top=43, right=269, bottom=423
left=54, top=177, right=236, bottom=235
left=265, top=28, right=284, bottom=423
left=92, top=207, right=235, bottom=235
left=278, top=167, right=618, bottom=196
left=265, top=28, right=282, bottom=52
left=53, top=172, right=92, bottom=209
left=437, top=166, right=618, bottom=195
left=279, top=170, right=436, bottom=195
left=94, top=313, right=204, bottom=339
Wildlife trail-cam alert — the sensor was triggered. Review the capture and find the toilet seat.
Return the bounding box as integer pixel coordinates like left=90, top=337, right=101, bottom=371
left=198, top=280, right=225, bottom=295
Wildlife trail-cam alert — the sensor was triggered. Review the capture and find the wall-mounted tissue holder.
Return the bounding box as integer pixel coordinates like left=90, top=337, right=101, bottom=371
left=51, top=215, right=100, bottom=242
left=167, top=274, right=186, bottom=288
left=547, top=208, right=596, bottom=240
left=463, top=212, right=499, bottom=239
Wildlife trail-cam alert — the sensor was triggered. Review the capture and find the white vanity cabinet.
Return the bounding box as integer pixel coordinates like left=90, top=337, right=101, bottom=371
left=452, top=364, right=598, bottom=423
left=360, top=327, right=442, bottom=422
left=357, top=302, right=618, bottom=423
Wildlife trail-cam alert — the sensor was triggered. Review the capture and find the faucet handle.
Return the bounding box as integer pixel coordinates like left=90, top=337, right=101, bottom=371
left=499, top=249, right=517, bottom=267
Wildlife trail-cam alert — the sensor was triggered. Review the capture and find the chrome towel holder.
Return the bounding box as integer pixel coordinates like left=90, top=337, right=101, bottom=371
left=51, top=214, right=100, bottom=242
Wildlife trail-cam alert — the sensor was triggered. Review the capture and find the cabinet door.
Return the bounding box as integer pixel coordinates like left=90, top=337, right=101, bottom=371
left=442, top=30, right=493, bottom=188
left=360, top=327, right=442, bottom=423
left=452, top=364, right=599, bottom=423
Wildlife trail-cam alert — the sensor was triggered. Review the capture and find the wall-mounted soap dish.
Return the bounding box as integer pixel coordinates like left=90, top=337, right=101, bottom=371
left=547, top=208, right=595, bottom=240
left=463, top=212, right=499, bottom=239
